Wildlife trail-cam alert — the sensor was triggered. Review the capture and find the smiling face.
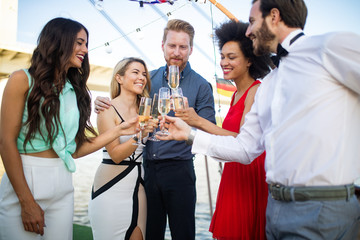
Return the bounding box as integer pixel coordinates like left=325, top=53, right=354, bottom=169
left=220, top=41, right=251, bottom=82
left=68, top=29, right=88, bottom=69
left=117, top=61, right=147, bottom=95
left=246, top=1, right=276, bottom=55
left=162, top=30, right=193, bottom=72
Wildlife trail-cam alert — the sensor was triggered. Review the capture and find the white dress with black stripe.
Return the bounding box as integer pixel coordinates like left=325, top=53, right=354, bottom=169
left=88, top=108, right=147, bottom=240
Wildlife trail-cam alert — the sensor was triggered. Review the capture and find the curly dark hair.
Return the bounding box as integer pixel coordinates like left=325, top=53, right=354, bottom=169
left=215, top=20, right=272, bottom=79
left=25, top=17, right=97, bottom=150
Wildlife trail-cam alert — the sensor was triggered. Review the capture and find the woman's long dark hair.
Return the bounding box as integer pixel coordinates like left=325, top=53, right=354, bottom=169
left=25, top=17, right=97, bottom=150
left=215, top=20, right=272, bottom=79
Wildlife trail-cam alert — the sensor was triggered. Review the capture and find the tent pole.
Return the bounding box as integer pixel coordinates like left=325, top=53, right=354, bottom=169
left=203, top=0, right=237, bottom=219
left=204, top=155, right=213, bottom=216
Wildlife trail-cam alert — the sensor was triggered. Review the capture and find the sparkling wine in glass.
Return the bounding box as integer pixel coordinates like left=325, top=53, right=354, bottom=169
left=171, top=87, right=185, bottom=110
left=133, top=97, right=152, bottom=146
left=168, top=65, right=179, bottom=90
left=148, top=93, right=160, bottom=141
left=157, top=87, right=172, bottom=136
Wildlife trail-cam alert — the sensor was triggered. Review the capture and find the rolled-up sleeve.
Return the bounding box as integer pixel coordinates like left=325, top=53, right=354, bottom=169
left=195, top=82, right=216, bottom=124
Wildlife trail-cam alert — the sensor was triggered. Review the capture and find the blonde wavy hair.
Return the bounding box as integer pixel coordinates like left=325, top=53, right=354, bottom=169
left=110, top=57, right=151, bottom=103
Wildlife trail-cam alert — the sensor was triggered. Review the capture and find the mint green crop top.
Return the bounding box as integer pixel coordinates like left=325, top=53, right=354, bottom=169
left=17, top=69, right=80, bottom=172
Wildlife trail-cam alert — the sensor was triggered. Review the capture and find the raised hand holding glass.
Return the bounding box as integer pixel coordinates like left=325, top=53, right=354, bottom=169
left=133, top=97, right=152, bottom=146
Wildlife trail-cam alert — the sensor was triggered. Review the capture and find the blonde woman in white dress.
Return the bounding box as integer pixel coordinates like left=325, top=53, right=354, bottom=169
left=89, top=57, right=155, bottom=240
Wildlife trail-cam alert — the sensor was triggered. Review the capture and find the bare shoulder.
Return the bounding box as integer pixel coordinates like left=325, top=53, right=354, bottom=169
left=97, top=104, right=114, bottom=119
left=247, top=83, right=260, bottom=98
left=97, top=104, right=118, bottom=125
left=9, top=69, right=28, bottom=82
left=5, top=69, right=29, bottom=93
left=243, top=83, right=261, bottom=108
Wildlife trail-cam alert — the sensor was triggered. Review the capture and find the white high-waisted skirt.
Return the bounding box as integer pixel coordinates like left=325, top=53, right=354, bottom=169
left=0, top=155, right=74, bottom=240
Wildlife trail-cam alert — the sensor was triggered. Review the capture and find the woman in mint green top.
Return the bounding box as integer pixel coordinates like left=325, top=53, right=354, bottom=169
left=17, top=69, right=80, bottom=172
left=0, top=18, right=138, bottom=240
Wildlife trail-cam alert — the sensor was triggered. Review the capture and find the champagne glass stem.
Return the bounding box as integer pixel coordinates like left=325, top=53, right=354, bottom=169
left=160, top=114, right=168, bottom=134
left=148, top=117, right=160, bottom=141
left=138, top=126, right=143, bottom=145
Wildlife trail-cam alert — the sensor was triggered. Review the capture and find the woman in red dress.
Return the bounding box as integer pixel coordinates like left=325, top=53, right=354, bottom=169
left=175, top=20, right=272, bottom=239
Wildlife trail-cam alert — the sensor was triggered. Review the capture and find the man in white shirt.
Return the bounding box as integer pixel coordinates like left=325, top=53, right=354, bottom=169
left=157, top=0, right=360, bottom=239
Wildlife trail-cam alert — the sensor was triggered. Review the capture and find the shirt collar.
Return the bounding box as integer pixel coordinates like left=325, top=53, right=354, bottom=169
left=62, top=79, right=74, bottom=94
left=281, top=29, right=304, bottom=50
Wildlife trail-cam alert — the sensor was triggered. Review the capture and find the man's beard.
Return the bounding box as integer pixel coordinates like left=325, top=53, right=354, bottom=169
left=170, top=58, right=187, bottom=72
left=253, top=20, right=276, bottom=56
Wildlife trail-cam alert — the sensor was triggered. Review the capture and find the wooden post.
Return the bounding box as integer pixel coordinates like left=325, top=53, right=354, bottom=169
left=207, top=0, right=238, bottom=21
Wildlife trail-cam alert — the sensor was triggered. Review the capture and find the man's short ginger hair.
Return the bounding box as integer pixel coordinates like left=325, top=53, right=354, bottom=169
left=162, top=19, right=195, bottom=47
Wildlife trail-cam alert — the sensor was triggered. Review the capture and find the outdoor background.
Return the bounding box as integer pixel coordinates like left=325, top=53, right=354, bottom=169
left=1, top=0, right=360, bottom=239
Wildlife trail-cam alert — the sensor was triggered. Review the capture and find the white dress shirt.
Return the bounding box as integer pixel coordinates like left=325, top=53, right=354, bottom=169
left=192, top=30, right=360, bottom=187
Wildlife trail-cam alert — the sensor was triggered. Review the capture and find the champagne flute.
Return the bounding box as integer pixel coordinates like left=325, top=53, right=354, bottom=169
left=148, top=93, right=160, bottom=141
left=168, top=65, right=180, bottom=90
left=133, top=97, right=152, bottom=146
left=157, top=87, right=172, bottom=136
left=171, top=87, right=185, bottom=110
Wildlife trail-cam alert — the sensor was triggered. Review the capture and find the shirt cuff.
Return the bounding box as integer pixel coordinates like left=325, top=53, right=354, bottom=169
left=191, top=129, right=211, bottom=155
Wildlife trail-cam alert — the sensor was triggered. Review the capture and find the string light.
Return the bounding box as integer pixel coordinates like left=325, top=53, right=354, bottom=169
left=166, top=12, right=174, bottom=20
left=136, top=28, right=144, bottom=40
left=104, top=42, right=112, bottom=54
left=89, top=2, right=189, bottom=52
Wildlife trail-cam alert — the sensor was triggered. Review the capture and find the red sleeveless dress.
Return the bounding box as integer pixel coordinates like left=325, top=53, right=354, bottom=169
left=209, top=80, right=268, bottom=240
